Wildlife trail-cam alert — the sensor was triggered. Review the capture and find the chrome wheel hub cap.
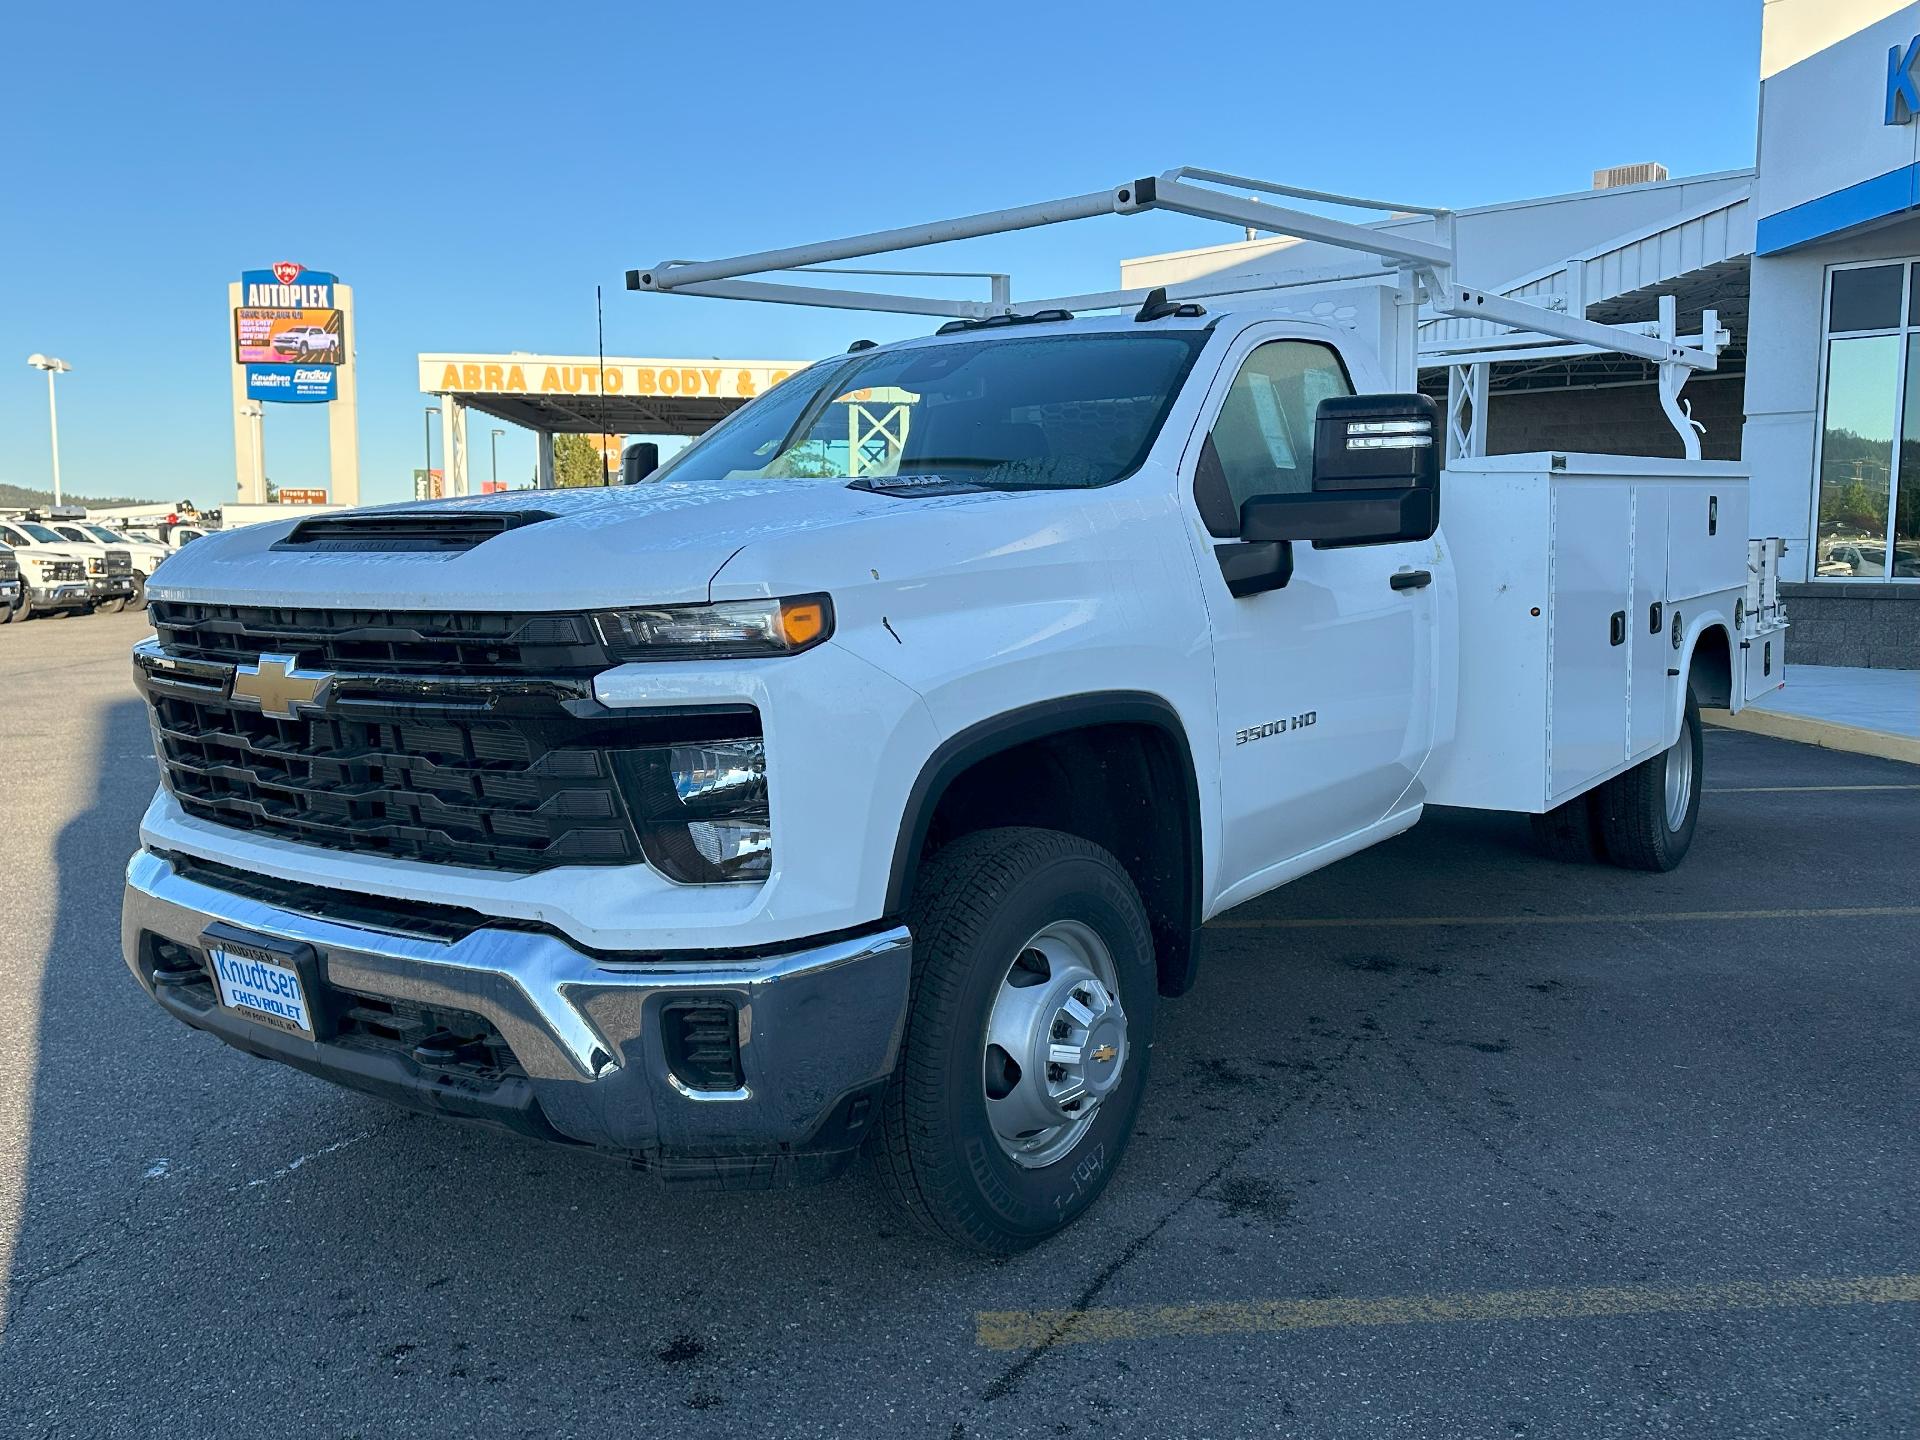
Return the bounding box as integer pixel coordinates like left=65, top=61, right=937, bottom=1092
left=1664, top=729, right=1694, bottom=832
left=982, top=919, right=1127, bottom=1169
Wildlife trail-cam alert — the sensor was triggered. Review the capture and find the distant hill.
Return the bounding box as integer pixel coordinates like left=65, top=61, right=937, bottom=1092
left=0, top=483, right=156, bottom=512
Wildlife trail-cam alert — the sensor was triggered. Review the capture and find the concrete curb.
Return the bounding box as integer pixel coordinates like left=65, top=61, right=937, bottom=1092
left=1704, top=707, right=1920, bottom=766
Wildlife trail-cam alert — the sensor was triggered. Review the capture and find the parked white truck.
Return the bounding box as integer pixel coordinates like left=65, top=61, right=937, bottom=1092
left=123, top=170, right=1787, bottom=1251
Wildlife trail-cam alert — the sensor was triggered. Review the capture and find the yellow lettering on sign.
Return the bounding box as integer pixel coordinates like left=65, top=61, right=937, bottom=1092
left=635, top=368, right=657, bottom=395
left=602, top=367, right=623, bottom=393
left=770, top=369, right=793, bottom=386
left=462, top=364, right=482, bottom=389
left=541, top=366, right=562, bottom=392
left=506, top=365, right=526, bottom=390
left=701, top=368, right=721, bottom=395
left=483, top=364, right=504, bottom=389
left=735, top=370, right=756, bottom=397
left=440, top=364, right=462, bottom=389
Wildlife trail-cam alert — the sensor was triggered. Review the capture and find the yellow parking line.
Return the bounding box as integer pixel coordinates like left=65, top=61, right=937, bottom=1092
left=1707, top=783, right=1920, bottom=793
left=1211, top=905, right=1920, bottom=930
left=975, top=1273, right=1920, bottom=1351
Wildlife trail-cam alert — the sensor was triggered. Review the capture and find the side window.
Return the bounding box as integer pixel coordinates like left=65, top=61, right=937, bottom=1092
left=1195, top=341, right=1351, bottom=536
left=0, top=527, right=25, bottom=548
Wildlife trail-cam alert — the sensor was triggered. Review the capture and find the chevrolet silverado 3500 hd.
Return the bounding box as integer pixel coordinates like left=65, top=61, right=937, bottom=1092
left=123, top=170, right=1788, bottom=1251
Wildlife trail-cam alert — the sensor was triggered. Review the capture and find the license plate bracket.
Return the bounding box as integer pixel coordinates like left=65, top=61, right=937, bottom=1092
left=200, top=921, right=331, bottom=1041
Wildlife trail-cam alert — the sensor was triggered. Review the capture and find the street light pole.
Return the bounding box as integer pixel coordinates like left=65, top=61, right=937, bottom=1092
left=491, top=428, right=504, bottom=491
left=26, top=355, right=72, bottom=506
left=423, top=406, right=440, bottom=498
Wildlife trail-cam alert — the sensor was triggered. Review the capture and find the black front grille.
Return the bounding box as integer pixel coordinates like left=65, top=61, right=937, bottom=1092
left=148, top=686, right=647, bottom=871
left=44, top=559, right=84, bottom=582
left=106, top=549, right=131, bottom=574
left=137, top=605, right=762, bottom=872
left=0, top=553, right=16, bottom=582
left=149, top=601, right=615, bottom=675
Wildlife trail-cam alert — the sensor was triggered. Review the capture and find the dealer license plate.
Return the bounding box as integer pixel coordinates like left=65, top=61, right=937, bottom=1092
left=208, top=942, right=314, bottom=1039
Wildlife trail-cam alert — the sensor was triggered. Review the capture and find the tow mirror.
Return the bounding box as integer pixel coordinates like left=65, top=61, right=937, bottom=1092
left=1240, top=394, right=1440, bottom=548
left=621, top=442, right=660, bottom=484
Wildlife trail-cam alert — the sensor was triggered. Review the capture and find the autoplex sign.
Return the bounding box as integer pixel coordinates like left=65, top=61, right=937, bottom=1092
left=238, top=262, right=343, bottom=403
left=419, top=355, right=810, bottom=401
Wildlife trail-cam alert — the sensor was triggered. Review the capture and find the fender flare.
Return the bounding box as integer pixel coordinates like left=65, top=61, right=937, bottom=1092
left=1671, top=608, right=1735, bottom=746
left=884, top=691, right=1207, bottom=996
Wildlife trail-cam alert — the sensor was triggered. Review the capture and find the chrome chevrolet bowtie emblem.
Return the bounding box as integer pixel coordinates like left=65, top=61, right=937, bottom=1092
left=230, top=653, right=333, bottom=719
left=1090, top=1044, right=1117, bottom=1065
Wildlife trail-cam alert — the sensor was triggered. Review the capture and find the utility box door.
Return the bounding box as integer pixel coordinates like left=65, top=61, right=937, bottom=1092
left=1629, top=485, right=1673, bottom=758
left=1549, top=481, right=1633, bottom=800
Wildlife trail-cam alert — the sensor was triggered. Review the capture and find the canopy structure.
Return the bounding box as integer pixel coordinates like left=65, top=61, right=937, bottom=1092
left=418, top=352, right=813, bottom=493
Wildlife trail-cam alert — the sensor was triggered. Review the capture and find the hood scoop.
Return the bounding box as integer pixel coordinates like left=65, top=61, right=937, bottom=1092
left=272, top=509, right=557, bottom=555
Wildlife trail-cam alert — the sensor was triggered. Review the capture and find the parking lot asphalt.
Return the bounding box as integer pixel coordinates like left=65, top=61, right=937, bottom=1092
left=1, top=609, right=1915, bottom=1439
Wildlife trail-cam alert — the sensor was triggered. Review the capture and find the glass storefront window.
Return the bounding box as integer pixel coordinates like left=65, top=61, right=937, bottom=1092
left=1815, top=262, right=1920, bottom=581
left=1815, top=335, right=1898, bottom=577
left=1829, top=264, right=1901, bottom=333
left=1900, top=336, right=1920, bottom=577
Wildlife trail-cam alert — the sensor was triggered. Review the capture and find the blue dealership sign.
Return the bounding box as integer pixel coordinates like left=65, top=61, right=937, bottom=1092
left=1889, top=36, right=1920, bottom=124
left=245, top=363, right=337, bottom=403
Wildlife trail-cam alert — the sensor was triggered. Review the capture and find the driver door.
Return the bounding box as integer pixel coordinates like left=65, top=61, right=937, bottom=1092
left=1187, top=330, right=1438, bottom=905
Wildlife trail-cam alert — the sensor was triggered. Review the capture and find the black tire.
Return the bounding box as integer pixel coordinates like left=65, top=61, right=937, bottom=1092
left=868, top=827, right=1156, bottom=1254
left=1528, top=789, right=1608, bottom=863
left=1596, top=690, right=1704, bottom=872
left=0, top=595, right=17, bottom=625
left=97, top=596, right=126, bottom=615
left=130, top=572, right=147, bottom=607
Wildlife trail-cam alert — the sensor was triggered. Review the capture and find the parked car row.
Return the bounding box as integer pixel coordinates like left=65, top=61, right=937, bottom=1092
left=0, top=509, right=208, bottom=623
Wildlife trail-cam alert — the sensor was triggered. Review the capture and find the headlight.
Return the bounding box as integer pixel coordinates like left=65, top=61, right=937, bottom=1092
left=593, top=595, right=832, bottom=661
left=87, top=557, right=105, bottom=575
left=614, top=737, right=772, bottom=883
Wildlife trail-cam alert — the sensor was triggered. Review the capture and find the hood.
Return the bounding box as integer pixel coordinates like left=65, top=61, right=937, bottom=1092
left=144, top=479, right=990, bottom=610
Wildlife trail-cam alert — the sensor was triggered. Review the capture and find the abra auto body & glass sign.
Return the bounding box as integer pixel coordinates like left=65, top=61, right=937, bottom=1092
left=420, top=355, right=808, bottom=401
left=238, top=262, right=343, bottom=403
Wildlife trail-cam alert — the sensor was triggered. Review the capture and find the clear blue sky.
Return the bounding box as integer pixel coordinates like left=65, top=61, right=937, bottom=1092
left=1, top=0, right=1761, bottom=508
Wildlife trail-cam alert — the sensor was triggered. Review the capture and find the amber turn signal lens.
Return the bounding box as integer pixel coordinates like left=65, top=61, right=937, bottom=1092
left=779, top=600, right=828, bottom=648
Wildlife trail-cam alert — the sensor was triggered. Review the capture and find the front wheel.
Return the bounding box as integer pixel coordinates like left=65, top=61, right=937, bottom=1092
left=869, top=827, right=1156, bottom=1254
left=1597, top=690, right=1704, bottom=871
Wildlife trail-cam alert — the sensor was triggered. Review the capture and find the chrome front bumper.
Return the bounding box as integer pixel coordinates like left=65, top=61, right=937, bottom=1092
left=122, top=849, right=913, bottom=1179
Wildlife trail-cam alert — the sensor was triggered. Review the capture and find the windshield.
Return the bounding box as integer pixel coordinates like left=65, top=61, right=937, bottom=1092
left=648, top=331, right=1207, bottom=492
left=20, top=524, right=66, bottom=544
left=86, top=526, right=123, bottom=543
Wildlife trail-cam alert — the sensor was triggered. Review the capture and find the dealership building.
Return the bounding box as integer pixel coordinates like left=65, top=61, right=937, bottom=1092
left=1123, top=0, right=1920, bottom=667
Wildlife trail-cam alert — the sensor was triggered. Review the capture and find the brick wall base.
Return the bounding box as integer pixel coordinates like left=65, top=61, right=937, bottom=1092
left=1777, top=584, right=1920, bottom=669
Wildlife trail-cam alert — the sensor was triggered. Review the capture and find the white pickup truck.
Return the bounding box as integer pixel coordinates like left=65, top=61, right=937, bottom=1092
left=122, top=170, right=1787, bottom=1252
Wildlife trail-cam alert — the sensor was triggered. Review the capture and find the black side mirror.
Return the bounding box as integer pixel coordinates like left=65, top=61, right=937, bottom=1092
left=620, top=442, right=660, bottom=485
left=1240, top=394, right=1440, bottom=548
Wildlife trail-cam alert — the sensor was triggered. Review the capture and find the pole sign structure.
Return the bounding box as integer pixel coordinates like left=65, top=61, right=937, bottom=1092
left=228, top=262, right=360, bottom=505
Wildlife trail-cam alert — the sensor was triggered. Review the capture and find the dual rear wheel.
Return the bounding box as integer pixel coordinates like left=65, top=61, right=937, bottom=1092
left=1530, top=690, right=1704, bottom=871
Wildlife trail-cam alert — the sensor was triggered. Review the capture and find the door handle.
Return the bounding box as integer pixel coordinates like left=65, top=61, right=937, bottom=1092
left=1389, top=569, right=1432, bottom=591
